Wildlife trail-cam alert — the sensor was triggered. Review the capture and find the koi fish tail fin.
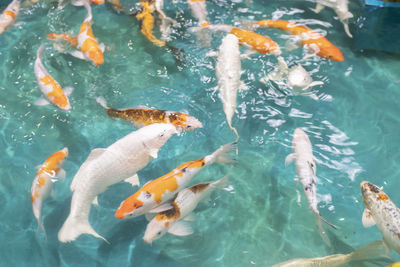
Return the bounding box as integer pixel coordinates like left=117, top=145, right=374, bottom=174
left=36, top=43, right=46, bottom=60
left=211, top=142, right=237, bottom=165
left=211, top=175, right=229, bottom=189
left=315, top=213, right=331, bottom=246
left=343, top=23, right=352, bottom=38
left=58, top=215, right=109, bottom=244
left=228, top=122, right=240, bottom=143
left=36, top=216, right=46, bottom=236
left=96, top=97, right=109, bottom=109
left=348, top=239, right=391, bottom=262
left=82, top=0, right=93, bottom=23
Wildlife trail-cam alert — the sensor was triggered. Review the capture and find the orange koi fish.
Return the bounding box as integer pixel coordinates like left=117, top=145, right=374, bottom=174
left=34, top=44, right=73, bottom=110
left=31, top=147, right=68, bottom=234
left=115, top=142, right=236, bottom=219
left=96, top=97, right=202, bottom=132
left=47, top=1, right=104, bottom=66
left=248, top=20, right=344, bottom=61
left=143, top=176, right=228, bottom=244
left=135, top=0, right=166, bottom=47
left=201, top=24, right=281, bottom=55
left=0, top=0, right=20, bottom=34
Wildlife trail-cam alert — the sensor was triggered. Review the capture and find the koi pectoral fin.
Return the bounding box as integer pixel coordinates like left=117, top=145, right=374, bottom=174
left=124, top=174, right=140, bottom=187
left=148, top=203, right=174, bottom=213
left=69, top=50, right=86, bottom=60
left=168, top=221, right=194, bottom=236
left=362, top=208, right=376, bottom=228
left=34, top=97, right=51, bottom=106
left=285, top=153, right=295, bottom=167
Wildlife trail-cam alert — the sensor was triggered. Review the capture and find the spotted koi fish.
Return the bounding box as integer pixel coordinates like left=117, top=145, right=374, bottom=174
left=34, top=44, right=73, bottom=110
left=199, top=24, right=281, bottom=55
left=47, top=1, right=104, bottom=66
left=115, top=142, right=236, bottom=219
left=0, top=0, right=20, bottom=35
left=96, top=97, right=202, bottom=132
left=361, top=181, right=400, bottom=254
left=245, top=20, right=344, bottom=61
left=143, top=176, right=228, bottom=244
left=31, top=147, right=68, bottom=234
left=135, top=0, right=167, bottom=47
left=285, top=128, right=337, bottom=246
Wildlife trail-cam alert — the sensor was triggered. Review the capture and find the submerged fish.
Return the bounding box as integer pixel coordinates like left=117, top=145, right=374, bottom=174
left=314, top=0, right=353, bottom=38
left=31, top=148, right=68, bottom=234
left=361, top=181, right=400, bottom=254
left=260, top=56, right=323, bottom=100
left=272, top=239, right=389, bottom=267
left=285, top=128, right=337, bottom=246
left=47, top=1, right=105, bottom=66
left=96, top=97, right=202, bottom=132
left=212, top=34, right=245, bottom=140
left=187, top=0, right=211, bottom=46
left=34, top=44, right=73, bottom=110
left=143, top=176, right=228, bottom=244
left=244, top=19, right=344, bottom=61
left=196, top=24, right=281, bottom=55
left=58, top=123, right=178, bottom=243
left=115, top=142, right=236, bottom=219
left=0, top=0, right=20, bottom=34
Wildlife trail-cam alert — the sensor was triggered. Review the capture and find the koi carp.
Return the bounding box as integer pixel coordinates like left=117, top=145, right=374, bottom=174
left=361, top=181, right=400, bottom=254
left=244, top=19, right=344, bottom=61
left=285, top=128, right=337, bottom=246
left=31, top=147, right=68, bottom=234
left=115, top=142, right=236, bottom=219
left=34, top=44, right=73, bottom=110
left=0, top=0, right=20, bottom=35
left=143, top=176, right=228, bottom=244
left=58, top=123, right=178, bottom=243
left=96, top=97, right=202, bottom=132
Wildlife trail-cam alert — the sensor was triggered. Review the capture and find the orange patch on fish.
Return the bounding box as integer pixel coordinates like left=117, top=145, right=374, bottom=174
left=186, top=158, right=205, bottom=169
left=36, top=150, right=67, bottom=177
left=164, top=221, right=169, bottom=227
left=90, top=0, right=104, bottom=4
left=31, top=193, right=35, bottom=202
left=156, top=202, right=180, bottom=221
left=201, top=22, right=210, bottom=27
left=47, top=33, right=78, bottom=47
left=39, top=75, right=69, bottom=109
left=3, top=10, right=15, bottom=19
left=378, top=193, right=389, bottom=201
left=115, top=198, right=144, bottom=219
left=35, top=191, right=40, bottom=198
left=189, top=183, right=209, bottom=194
left=230, top=27, right=280, bottom=55
left=38, top=176, right=46, bottom=188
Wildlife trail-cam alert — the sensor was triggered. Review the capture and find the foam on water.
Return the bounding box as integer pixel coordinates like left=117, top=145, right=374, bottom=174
left=0, top=0, right=400, bottom=266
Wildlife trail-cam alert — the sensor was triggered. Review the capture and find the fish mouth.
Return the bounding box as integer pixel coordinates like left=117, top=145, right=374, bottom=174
left=360, top=181, right=380, bottom=193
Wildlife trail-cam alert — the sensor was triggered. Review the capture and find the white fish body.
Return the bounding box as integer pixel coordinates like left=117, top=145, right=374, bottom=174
left=58, top=123, right=178, bottom=243
left=0, top=0, right=20, bottom=34
left=261, top=57, right=322, bottom=100
left=361, top=181, right=400, bottom=254
left=314, top=0, right=353, bottom=38
left=215, top=34, right=242, bottom=140
left=272, top=239, right=389, bottom=267
left=285, top=128, right=336, bottom=245
left=143, top=176, right=228, bottom=244
left=188, top=0, right=208, bottom=25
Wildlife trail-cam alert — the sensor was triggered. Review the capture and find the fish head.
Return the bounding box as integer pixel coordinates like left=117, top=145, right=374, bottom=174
left=292, top=128, right=311, bottom=149
left=143, top=123, right=178, bottom=150
left=361, top=181, right=389, bottom=210
left=287, top=65, right=312, bottom=89
left=89, top=47, right=104, bottom=66
left=115, top=195, right=145, bottom=219
left=182, top=115, right=203, bottom=131
left=143, top=215, right=170, bottom=244
left=318, top=45, right=344, bottom=62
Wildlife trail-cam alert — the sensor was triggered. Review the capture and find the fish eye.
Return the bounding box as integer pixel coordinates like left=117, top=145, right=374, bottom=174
left=157, top=231, right=162, bottom=236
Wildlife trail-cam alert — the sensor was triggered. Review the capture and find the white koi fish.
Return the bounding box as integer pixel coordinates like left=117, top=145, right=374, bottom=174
left=115, top=142, right=236, bottom=219
left=0, top=0, right=20, bottom=35
left=361, top=181, right=400, bottom=254
left=34, top=44, right=73, bottom=110
left=211, top=34, right=246, bottom=141
left=285, top=128, right=337, bottom=246
left=314, top=0, right=353, bottom=38
left=261, top=56, right=323, bottom=100
left=31, top=148, right=68, bottom=234
left=272, top=239, right=389, bottom=267
left=143, top=176, right=228, bottom=244
left=58, top=123, right=178, bottom=243
left=187, top=0, right=211, bottom=46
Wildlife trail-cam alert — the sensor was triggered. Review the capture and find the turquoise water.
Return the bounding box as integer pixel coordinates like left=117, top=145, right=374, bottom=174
left=1, top=0, right=400, bottom=266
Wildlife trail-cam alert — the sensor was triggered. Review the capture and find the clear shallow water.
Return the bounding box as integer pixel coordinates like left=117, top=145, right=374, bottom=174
left=1, top=0, right=400, bottom=266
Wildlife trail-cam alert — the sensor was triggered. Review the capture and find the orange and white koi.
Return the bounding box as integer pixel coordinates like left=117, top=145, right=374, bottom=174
left=361, top=181, right=400, bottom=254
left=96, top=97, right=202, bottom=132
left=34, top=44, right=73, bottom=110
left=0, top=0, right=20, bottom=35
left=31, top=147, right=68, bottom=234
left=115, top=142, right=236, bottom=219
left=143, top=176, right=228, bottom=244
left=200, top=24, right=281, bottom=55
left=245, top=20, right=344, bottom=61
left=47, top=1, right=104, bottom=66
left=135, top=0, right=177, bottom=47
left=71, top=0, right=105, bottom=5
